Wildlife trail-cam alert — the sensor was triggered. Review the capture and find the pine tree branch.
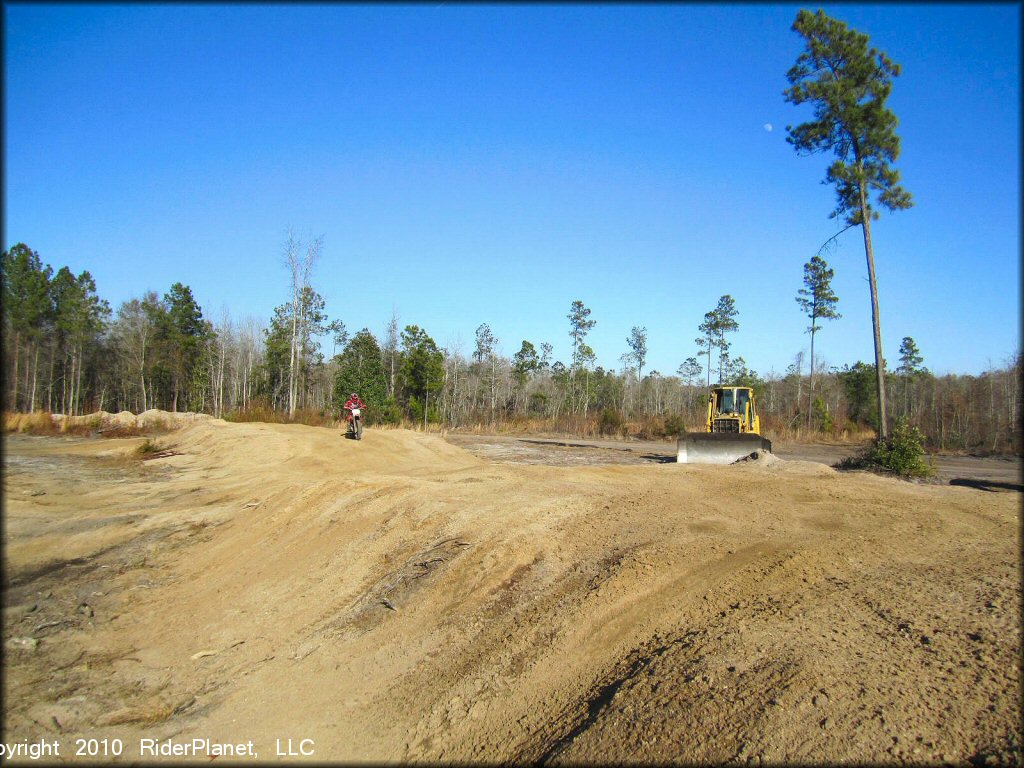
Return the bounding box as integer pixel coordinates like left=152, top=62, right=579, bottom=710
left=816, top=222, right=857, bottom=256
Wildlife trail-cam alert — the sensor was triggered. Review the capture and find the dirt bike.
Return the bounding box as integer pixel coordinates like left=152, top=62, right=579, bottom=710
left=345, top=407, right=364, bottom=440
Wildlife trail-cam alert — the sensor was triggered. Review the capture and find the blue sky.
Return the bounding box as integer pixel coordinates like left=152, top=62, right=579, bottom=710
left=4, top=3, right=1020, bottom=377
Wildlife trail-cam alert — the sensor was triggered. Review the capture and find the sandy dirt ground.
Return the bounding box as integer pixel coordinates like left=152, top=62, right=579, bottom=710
left=2, top=417, right=1020, bottom=765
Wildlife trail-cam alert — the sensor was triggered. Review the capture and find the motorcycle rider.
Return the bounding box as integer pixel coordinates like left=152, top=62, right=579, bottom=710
left=343, top=392, right=366, bottom=436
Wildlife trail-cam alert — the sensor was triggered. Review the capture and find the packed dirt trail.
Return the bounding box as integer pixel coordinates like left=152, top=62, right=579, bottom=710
left=2, top=417, right=1020, bottom=764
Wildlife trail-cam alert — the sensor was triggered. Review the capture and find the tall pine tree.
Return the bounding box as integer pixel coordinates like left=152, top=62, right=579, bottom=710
left=785, top=9, right=912, bottom=439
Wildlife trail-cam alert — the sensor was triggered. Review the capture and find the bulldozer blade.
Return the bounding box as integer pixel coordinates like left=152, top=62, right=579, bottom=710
left=677, top=433, right=772, bottom=464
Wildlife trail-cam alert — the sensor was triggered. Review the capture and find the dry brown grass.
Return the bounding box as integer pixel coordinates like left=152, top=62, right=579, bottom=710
left=59, top=421, right=99, bottom=436
left=372, top=420, right=448, bottom=435
left=1, top=410, right=99, bottom=435
left=4, top=411, right=59, bottom=435
left=765, top=420, right=877, bottom=446
left=224, top=402, right=333, bottom=428
left=223, top=402, right=288, bottom=424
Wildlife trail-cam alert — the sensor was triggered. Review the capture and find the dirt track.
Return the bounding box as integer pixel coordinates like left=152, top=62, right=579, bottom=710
left=2, top=419, right=1021, bottom=764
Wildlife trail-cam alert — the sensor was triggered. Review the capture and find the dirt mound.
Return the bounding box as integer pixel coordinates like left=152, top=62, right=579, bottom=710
left=111, top=410, right=137, bottom=426
left=732, top=449, right=782, bottom=466
left=731, top=451, right=842, bottom=478
left=136, top=408, right=211, bottom=429
left=166, top=420, right=484, bottom=478
left=46, top=408, right=212, bottom=430
left=2, top=421, right=1019, bottom=764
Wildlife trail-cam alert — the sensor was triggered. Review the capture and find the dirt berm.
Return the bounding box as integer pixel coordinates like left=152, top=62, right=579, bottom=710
left=2, top=418, right=1020, bottom=764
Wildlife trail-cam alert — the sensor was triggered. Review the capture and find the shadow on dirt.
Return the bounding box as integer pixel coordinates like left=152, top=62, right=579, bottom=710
left=329, top=537, right=473, bottom=636
left=516, top=439, right=675, bottom=464
left=3, top=554, right=105, bottom=590
left=949, top=478, right=1023, bottom=493
left=518, top=439, right=631, bottom=451
left=640, top=454, right=676, bottom=464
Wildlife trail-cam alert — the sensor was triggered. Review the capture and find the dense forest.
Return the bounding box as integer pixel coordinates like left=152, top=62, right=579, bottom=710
left=3, top=243, right=1020, bottom=454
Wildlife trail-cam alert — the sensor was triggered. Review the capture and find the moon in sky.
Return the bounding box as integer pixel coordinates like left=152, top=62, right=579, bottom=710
left=763, top=123, right=773, bottom=132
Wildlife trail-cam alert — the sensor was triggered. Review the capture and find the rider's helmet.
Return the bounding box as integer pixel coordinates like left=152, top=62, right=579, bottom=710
left=350, top=392, right=358, bottom=400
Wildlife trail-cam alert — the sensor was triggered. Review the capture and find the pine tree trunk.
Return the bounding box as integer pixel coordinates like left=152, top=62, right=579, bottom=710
left=245, top=347, right=253, bottom=409
left=47, top=348, right=55, bottom=412
left=62, top=354, right=70, bottom=415
left=76, top=345, right=84, bottom=415
left=451, top=358, right=459, bottom=427
left=859, top=182, right=889, bottom=440
left=70, top=354, right=76, bottom=415
left=11, top=332, right=21, bottom=411
left=288, top=298, right=298, bottom=417
left=795, top=355, right=803, bottom=418
left=808, top=325, right=816, bottom=431
left=30, top=343, right=40, bottom=413
left=490, top=357, right=496, bottom=424
left=73, top=351, right=80, bottom=415
left=23, top=346, right=34, bottom=411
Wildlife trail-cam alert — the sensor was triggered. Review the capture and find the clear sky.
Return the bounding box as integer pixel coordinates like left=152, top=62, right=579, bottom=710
left=4, top=3, right=1020, bottom=377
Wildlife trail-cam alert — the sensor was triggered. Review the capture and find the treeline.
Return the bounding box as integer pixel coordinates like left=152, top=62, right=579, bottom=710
left=2, top=242, right=1020, bottom=454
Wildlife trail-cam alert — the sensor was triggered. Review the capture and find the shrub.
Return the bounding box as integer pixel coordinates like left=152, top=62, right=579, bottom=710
left=598, top=408, right=624, bottom=437
left=136, top=439, right=162, bottom=456
left=375, top=397, right=403, bottom=426
left=839, top=419, right=933, bottom=478
left=407, top=397, right=442, bottom=426
left=812, top=397, right=834, bottom=433
left=663, top=414, right=688, bottom=437
left=528, top=392, right=549, bottom=416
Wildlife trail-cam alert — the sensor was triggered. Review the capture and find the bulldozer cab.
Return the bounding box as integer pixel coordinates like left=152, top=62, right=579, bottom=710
left=717, top=388, right=736, bottom=413
left=713, top=387, right=748, bottom=415
left=707, top=386, right=759, bottom=434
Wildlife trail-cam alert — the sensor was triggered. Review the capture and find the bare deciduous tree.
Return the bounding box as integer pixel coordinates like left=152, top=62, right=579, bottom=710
left=282, top=230, right=322, bottom=416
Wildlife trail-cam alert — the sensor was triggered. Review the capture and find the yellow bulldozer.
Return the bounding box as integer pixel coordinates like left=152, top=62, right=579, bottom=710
left=677, top=386, right=773, bottom=464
